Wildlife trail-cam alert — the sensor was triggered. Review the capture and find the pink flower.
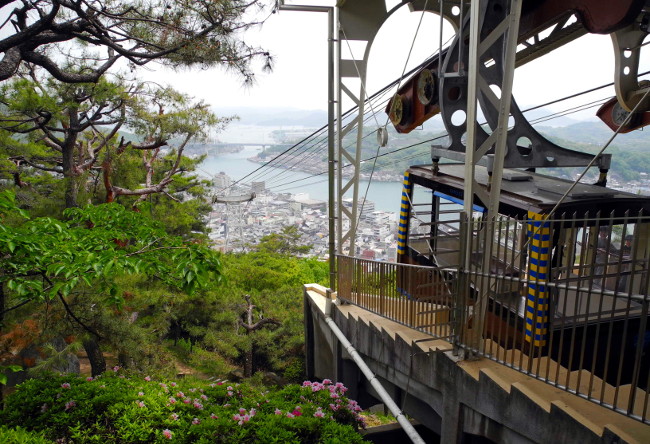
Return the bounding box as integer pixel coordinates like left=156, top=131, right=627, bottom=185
left=162, top=429, right=172, bottom=439
left=144, top=376, right=151, bottom=382
left=170, top=382, right=177, bottom=387
left=170, top=413, right=179, bottom=421
left=292, top=409, right=302, bottom=417
left=86, top=377, right=93, bottom=382
left=330, top=393, right=339, bottom=399
left=200, top=394, right=208, bottom=401
left=61, top=383, right=70, bottom=389
left=322, top=379, right=332, bottom=385
left=227, top=391, right=233, bottom=397
left=286, top=412, right=295, bottom=419
left=168, top=397, right=177, bottom=404
left=226, top=386, right=233, bottom=391
left=249, top=408, right=256, bottom=417
left=112, top=366, right=120, bottom=372
left=314, top=407, right=325, bottom=418
left=183, top=399, right=191, bottom=404
left=176, top=392, right=185, bottom=398
left=239, top=408, right=247, bottom=415
left=136, top=401, right=146, bottom=408
left=302, top=381, right=312, bottom=387
left=192, top=418, right=200, bottom=425
left=210, top=413, right=219, bottom=419
left=65, top=400, right=75, bottom=410
left=233, top=413, right=249, bottom=425
left=192, top=401, right=203, bottom=410
left=274, top=408, right=282, bottom=415
left=138, top=392, right=144, bottom=397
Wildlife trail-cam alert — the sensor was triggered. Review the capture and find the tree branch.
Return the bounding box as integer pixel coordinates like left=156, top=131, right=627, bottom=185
left=22, top=49, right=119, bottom=83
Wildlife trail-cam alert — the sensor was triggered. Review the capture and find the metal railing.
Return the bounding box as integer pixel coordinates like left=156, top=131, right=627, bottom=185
left=338, top=255, right=459, bottom=341
left=337, top=211, right=650, bottom=423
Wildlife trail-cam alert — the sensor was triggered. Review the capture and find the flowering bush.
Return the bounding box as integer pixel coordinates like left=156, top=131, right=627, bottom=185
left=0, top=372, right=368, bottom=443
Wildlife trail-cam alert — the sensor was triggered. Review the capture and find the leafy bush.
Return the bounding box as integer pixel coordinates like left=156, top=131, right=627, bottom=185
left=1, top=372, right=368, bottom=443
left=0, top=425, right=52, bottom=443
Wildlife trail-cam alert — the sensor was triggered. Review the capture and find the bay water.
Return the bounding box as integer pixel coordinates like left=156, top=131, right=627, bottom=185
left=200, top=145, right=406, bottom=215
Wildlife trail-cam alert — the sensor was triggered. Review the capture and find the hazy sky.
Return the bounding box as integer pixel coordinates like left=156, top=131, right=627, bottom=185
left=140, top=2, right=648, bottom=122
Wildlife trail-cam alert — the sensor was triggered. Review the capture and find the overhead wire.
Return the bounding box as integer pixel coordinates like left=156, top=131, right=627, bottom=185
left=256, top=89, right=395, bottom=189
left=214, top=48, right=456, bottom=194
left=253, top=87, right=397, bottom=190
left=263, top=69, right=636, bottom=191
left=214, top=61, right=650, bottom=197
left=267, top=135, right=445, bottom=193
left=340, top=3, right=431, bottom=236
left=262, top=75, right=641, bottom=193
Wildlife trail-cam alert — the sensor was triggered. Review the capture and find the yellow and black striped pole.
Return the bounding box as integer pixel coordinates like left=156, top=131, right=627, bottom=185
left=525, top=211, right=550, bottom=346
left=397, top=172, right=413, bottom=257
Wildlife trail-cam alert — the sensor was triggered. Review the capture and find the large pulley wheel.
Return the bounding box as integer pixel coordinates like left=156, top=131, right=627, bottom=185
left=389, top=94, right=409, bottom=126
left=417, top=69, right=436, bottom=105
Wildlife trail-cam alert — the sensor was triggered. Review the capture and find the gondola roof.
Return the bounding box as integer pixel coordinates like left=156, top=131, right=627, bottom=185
left=407, top=163, right=650, bottom=218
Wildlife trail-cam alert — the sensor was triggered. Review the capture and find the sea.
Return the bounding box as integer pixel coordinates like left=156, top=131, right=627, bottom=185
left=200, top=129, right=406, bottom=215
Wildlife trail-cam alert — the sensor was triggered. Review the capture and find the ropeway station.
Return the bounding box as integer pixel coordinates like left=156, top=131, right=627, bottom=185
left=279, top=1, right=650, bottom=442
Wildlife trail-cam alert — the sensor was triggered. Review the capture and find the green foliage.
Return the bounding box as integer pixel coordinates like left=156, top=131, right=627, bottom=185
left=0, top=374, right=368, bottom=443
left=0, top=191, right=222, bottom=305
left=0, top=0, right=272, bottom=84
left=0, top=365, right=23, bottom=385
left=166, top=341, right=234, bottom=377
left=0, top=426, right=52, bottom=444
left=223, top=253, right=327, bottom=293
left=158, top=252, right=328, bottom=381
left=254, top=226, right=313, bottom=256
left=0, top=71, right=226, bottom=212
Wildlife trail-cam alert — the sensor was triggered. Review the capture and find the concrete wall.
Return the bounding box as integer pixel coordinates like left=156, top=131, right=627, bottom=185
left=304, top=286, right=650, bottom=444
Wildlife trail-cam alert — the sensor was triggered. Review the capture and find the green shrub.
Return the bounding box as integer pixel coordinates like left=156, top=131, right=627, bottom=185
left=0, top=425, right=52, bottom=443
left=1, top=372, right=367, bottom=443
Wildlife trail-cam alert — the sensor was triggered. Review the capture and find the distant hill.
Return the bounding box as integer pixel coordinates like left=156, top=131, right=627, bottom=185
left=209, top=106, right=647, bottom=152
left=210, top=105, right=586, bottom=131
left=537, top=120, right=649, bottom=151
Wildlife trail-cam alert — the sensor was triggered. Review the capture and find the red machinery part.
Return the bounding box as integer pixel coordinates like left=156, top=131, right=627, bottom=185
left=597, top=96, right=650, bottom=133
left=386, top=0, right=646, bottom=134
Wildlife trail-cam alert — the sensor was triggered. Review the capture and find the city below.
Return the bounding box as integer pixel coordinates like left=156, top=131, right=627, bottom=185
left=205, top=163, right=650, bottom=263
left=208, top=171, right=397, bottom=261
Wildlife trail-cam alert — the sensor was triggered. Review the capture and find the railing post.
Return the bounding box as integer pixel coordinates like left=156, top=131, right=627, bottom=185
left=628, top=296, right=648, bottom=414
left=379, top=262, right=386, bottom=316
left=455, top=212, right=471, bottom=357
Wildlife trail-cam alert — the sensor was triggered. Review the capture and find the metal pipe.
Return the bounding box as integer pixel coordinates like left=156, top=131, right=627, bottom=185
left=278, top=2, right=337, bottom=290
left=323, top=312, right=427, bottom=444
left=327, top=7, right=336, bottom=290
